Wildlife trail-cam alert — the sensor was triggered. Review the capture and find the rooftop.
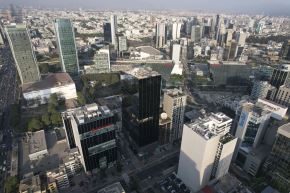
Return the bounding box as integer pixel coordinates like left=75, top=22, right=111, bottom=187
left=187, top=112, right=232, bottom=140
left=278, top=122, right=290, bottom=138
left=22, top=73, right=75, bottom=93
left=208, top=60, right=247, bottom=66
left=29, top=130, right=47, bottom=155
left=19, top=175, right=42, bottom=193
left=127, top=67, right=160, bottom=79
left=165, top=89, right=186, bottom=98
left=97, top=182, right=126, bottom=193
left=63, top=103, right=113, bottom=125
left=136, top=46, right=162, bottom=56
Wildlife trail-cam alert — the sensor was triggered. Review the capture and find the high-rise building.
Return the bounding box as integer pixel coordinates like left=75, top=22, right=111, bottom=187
left=172, top=23, right=182, bottom=40
left=236, top=31, right=247, bottom=47
left=94, top=46, right=110, bottom=73
left=155, top=23, right=167, bottom=48
left=118, top=36, right=127, bottom=53
left=264, top=123, right=290, bottom=191
left=62, top=103, right=117, bottom=172
left=191, top=25, right=202, bottom=42
left=234, top=99, right=287, bottom=175
left=163, top=89, right=186, bottom=142
left=178, top=112, right=237, bottom=192
left=250, top=81, right=275, bottom=101
left=281, top=40, right=290, bottom=60
left=5, top=24, right=40, bottom=84
left=103, top=22, right=112, bottom=43
left=110, top=15, right=117, bottom=46
left=275, top=84, right=290, bottom=107
left=54, top=19, right=79, bottom=77
left=270, top=64, right=290, bottom=88
left=171, top=44, right=181, bottom=65
left=158, top=113, right=172, bottom=145
left=122, top=68, right=161, bottom=148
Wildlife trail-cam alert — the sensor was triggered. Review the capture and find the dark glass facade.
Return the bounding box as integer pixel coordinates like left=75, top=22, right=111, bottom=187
left=78, top=115, right=117, bottom=171
left=103, top=23, right=112, bottom=43
left=63, top=116, right=76, bottom=149
left=270, top=69, right=290, bottom=88
left=123, top=74, right=161, bottom=148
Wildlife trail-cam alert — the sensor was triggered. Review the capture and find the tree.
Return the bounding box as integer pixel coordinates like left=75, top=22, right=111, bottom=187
left=50, top=112, right=62, bottom=126
left=77, top=92, right=86, bottom=105
left=4, top=176, right=19, bottom=193
left=42, top=113, right=51, bottom=126
left=47, top=103, right=57, bottom=113
left=27, top=118, right=43, bottom=132
left=49, top=94, right=58, bottom=106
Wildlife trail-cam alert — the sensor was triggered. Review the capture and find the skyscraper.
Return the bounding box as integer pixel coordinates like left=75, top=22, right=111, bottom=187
left=270, top=64, right=290, bottom=88
left=171, top=44, right=181, bottom=65
left=281, top=40, right=290, bottom=60
left=54, top=19, right=79, bottom=77
left=155, top=23, right=167, bottom=48
left=62, top=103, right=117, bottom=172
left=103, top=22, right=112, bottom=43
left=118, top=36, right=127, bottom=53
left=5, top=24, right=40, bottom=84
left=233, top=99, right=287, bottom=175
left=264, top=123, right=290, bottom=192
left=191, top=25, right=202, bottom=42
left=94, top=46, right=110, bottom=73
left=123, top=68, right=161, bottom=148
left=250, top=81, right=275, bottom=101
left=163, top=89, right=186, bottom=142
left=110, top=15, right=117, bottom=46
left=172, top=23, right=182, bottom=40
left=178, top=112, right=237, bottom=192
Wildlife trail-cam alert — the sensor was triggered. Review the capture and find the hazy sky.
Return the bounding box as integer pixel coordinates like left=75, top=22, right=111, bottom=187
left=1, top=0, right=290, bottom=15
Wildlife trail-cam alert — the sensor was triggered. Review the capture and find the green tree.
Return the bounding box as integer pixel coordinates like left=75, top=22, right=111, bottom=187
left=77, top=92, right=86, bottom=105
left=49, top=93, right=58, bottom=106
left=42, top=113, right=51, bottom=126
left=50, top=112, right=62, bottom=126
left=47, top=103, right=57, bottom=113
left=4, top=176, right=19, bottom=193
left=27, top=118, right=43, bottom=132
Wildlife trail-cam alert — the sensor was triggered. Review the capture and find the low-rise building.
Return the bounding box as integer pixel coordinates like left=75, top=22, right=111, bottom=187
left=19, top=175, right=45, bottom=193
left=28, top=130, right=48, bottom=161
left=22, top=73, right=77, bottom=105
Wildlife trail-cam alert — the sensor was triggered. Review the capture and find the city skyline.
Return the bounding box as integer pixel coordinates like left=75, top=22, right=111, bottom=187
left=1, top=0, right=290, bottom=16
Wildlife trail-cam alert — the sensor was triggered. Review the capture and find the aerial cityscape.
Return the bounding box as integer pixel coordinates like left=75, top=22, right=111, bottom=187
left=0, top=1, right=290, bottom=193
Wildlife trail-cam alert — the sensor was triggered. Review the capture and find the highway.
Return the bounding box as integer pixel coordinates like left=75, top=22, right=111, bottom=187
left=0, top=44, right=19, bottom=192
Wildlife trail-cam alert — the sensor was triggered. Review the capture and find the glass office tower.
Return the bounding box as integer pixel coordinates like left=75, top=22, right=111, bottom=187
left=123, top=68, right=161, bottom=148
left=5, top=24, right=40, bottom=84
left=54, top=19, right=79, bottom=77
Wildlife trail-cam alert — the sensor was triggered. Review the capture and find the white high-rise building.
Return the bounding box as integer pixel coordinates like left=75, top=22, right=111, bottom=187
left=178, top=112, right=237, bottom=192
left=163, top=89, right=187, bottom=142
left=172, top=44, right=181, bottom=65
left=172, top=23, right=182, bottom=40
left=110, top=15, right=117, bottom=46
left=156, top=23, right=166, bottom=48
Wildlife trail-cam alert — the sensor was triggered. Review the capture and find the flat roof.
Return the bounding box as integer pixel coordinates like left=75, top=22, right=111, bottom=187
left=165, top=89, right=186, bottom=98
left=22, top=73, right=74, bottom=93
left=127, top=67, right=160, bottom=79
left=29, top=130, right=47, bottom=155
left=136, top=46, right=162, bottom=56
left=278, top=122, right=290, bottom=138
left=97, top=182, right=126, bottom=193
left=187, top=112, right=232, bottom=140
